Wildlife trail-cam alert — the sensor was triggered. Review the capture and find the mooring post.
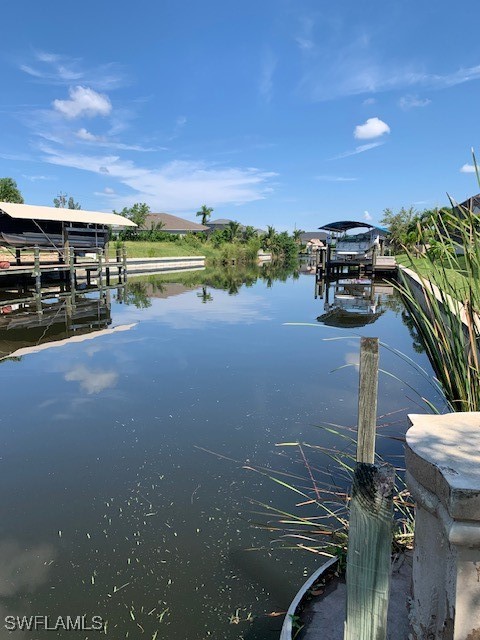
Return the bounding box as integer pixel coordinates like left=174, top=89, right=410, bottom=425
left=15, top=249, right=21, bottom=266
left=33, top=246, right=41, bottom=293
left=357, top=337, right=379, bottom=464
left=122, top=246, right=127, bottom=282
left=98, top=249, right=104, bottom=289
left=344, top=463, right=395, bottom=640
left=69, top=250, right=75, bottom=291
left=344, top=337, right=394, bottom=640
left=116, top=246, right=122, bottom=282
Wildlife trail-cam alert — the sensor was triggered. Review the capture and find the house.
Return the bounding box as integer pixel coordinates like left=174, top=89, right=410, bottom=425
left=206, top=218, right=243, bottom=232
left=142, top=213, right=208, bottom=235
left=300, top=231, right=327, bottom=244
left=458, top=194, right=480, bottom=214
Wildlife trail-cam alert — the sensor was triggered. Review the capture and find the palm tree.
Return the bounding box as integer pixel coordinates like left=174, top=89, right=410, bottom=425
left=150, top=220, right=165, bottom=231
left=263, top=225, right=277, bottom=250
left=225, top=220, right=241, bottom=242
left=243, top=225, right=256, bottom=242
left=196, top=205, right=213, bottom=225
left=292, top=228, right=304, bottom=245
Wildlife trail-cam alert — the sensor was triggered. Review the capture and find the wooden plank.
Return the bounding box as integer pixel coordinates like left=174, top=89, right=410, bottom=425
left=357, top=337, right=379, bottom=464
left=344, top=463, right=395, bottom=640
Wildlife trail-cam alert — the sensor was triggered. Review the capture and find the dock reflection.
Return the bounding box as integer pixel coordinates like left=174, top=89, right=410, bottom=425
left=0, top=283, right=130, bottom=360
left=315, top=276, right=394, bottom=328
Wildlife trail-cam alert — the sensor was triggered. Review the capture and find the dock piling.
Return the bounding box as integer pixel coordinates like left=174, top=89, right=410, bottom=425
left=344, top=337, right=394, bottom=640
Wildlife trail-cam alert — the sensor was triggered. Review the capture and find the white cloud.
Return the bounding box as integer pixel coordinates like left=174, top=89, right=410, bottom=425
left=22, top=174, right=56, bottom=182
left=53, top=86, right=112, bottom=119
left=354, top=117, right=390, bottom=140
left=76, top=127, right=98, bottom=141
left=399, top=94, right=431, bottom=109
left=332, top=141, right=385, bottom=160
left=75, top=127, right=157, bottom=151
left=295, top=16, right=316, bottom=53
left=20, top=52, right=126, bottom=90
left=259, top=49, right=277, bottom=102
left=35, top=51, right=62, bottom=64
left=296, top=37, right=315, bottom=52
left=168, top=115, right=187, bottom=141
left=40, top=145, right=277, bottom=211
left=104, top=187, right=115, bottom=194
left=364, top=210, right=372, bottom=221
left=314, top=175, right=357, bottom=182
left=363, top=97, right=376, bottom=106
left=297, top=28, right=480, bottom=102
left=460, top=163, right=476, bottom=173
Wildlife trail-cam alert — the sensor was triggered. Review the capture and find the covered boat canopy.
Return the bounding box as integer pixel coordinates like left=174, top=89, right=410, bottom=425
left=0, top=202, right=137, bottom=227
left=319, top=220, right=388, bottom=235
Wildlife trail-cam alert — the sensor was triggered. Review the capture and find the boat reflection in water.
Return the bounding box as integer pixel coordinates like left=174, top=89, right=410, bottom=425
left=0, top=283, right=134, bottom=360
left=315, top=276, right=394, bottom=328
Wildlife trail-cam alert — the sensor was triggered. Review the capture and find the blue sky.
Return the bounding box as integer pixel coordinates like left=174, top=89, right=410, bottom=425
left=1, top=0, right=480, bottom=230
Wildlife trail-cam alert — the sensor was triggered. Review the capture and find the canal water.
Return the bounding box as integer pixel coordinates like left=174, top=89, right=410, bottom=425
left=0, top=266, right=444, bottom=639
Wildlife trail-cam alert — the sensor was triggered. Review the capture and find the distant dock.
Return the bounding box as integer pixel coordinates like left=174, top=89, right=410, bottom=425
left=314, top=245, right=397, bottom=277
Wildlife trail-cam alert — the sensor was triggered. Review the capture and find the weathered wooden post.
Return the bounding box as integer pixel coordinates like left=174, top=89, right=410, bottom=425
left=357, top=337, right=379, bottom=464
left=104, top=240, right=111, bottom=286
left=344, top=337, right=395, bottom=640
left=122, top=246, right=127, bottom=282
left=116, top=246, right=122, bottom=283
left=69, top=249, right=75, bottom=291
left=33, top=246, right=41, bottom=293
left=98, top=249, right=104, bottom=289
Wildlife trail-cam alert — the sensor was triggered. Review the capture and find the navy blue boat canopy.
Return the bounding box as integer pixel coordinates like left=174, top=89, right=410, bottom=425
left=319, top=220, right=389, bottom=235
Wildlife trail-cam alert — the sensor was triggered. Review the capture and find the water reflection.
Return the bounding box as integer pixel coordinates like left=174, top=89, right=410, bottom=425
left=316, top=276, right=393, bottom=328
left=0, top=283, right=134, bottom=361
left=0, top=264, right=442, bottom=640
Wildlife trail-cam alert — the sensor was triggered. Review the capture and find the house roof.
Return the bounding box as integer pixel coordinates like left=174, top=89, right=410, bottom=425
left=319, top=221, right=388, bottom=234
left=300, top=231, right=327, bottom=242
left=207, top=218, right=234, bottom=225
left=143, top=213, right=208, bottom=231
left=458, top=194, right=480, bottom=213
left=0, top=201, right=137, bottom=227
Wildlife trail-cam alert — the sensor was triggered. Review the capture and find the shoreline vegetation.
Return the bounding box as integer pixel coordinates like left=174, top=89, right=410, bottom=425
left=112, top=203, right=302, bottom=267
left=396, top=204, right=480, bottom=412
left=109, top=238, right=268, bottom=266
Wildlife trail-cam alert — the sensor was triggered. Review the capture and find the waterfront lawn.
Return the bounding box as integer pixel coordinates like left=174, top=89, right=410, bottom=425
left=109, top=239, right=263, bottom=265
left=109, top=241, right=210, bottom=259
left=396, top=253, right=472, bottom=299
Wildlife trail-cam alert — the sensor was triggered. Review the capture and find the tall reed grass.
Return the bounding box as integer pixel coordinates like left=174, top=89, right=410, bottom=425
left=398, top=153, right=480, bottom=411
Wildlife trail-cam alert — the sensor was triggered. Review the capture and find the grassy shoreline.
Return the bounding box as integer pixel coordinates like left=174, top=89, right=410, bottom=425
left=109, top=239, right=268, bottom=265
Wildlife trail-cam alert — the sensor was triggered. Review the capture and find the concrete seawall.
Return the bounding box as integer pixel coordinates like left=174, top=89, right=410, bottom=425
left=107, top=255, right=206, bottom=277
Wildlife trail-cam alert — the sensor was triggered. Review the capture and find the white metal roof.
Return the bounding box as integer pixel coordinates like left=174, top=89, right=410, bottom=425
left=0, top=202, right=137, bottom=227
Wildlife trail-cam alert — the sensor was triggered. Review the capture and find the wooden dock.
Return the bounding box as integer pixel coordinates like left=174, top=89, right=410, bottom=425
left=0, top=246, right=128, bottom=293
left=314, top=246, right=397, bottom=277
